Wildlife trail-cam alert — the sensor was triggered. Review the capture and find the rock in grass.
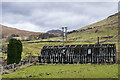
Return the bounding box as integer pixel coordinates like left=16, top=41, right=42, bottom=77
left=3, top=71, right=9, bottom=74
left=46, top=73, right=51, bottom=75
left=29, top=75, right=32, bottom=77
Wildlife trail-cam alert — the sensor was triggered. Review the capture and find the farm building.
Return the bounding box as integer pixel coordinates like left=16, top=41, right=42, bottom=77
left=38, top=44, right=116, bottom=64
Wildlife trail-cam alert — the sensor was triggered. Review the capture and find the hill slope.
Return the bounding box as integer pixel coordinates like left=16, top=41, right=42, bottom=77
left=1, top=25, right=61, bottom=39
left=1, top=25, right=42, bottom=37
left=71, top=12, right=118, bottom=42
left=48, top=12, right=118, bottom=43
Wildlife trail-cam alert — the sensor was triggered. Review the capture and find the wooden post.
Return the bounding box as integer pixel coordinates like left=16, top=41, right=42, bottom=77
left=54, top=54, right=55, bottom=64
left=70, top=54, right=71, bottom=63
left=12, top=64, right=14, bottom=69
left=65, top=27, right=67, bottom=45
left=92, top=46, right=94, bottom=63
left=106, top=45, right=108, bottom=63
left=115, top=44, right=118, bottom=64
left=60, top=54, right=61, bottom=63
left=97, top=37, right=99, bottom=44
left=62, top=27, right=64, bottom=46
left=67, top=54, right=69, bottom=63
left=62, top=56, right=63, bottom=64
left=50, top=55, right=51, bottom=63
left=73, top=54, right=74, bottom=64
left=52, top=55, right=53, bottom=64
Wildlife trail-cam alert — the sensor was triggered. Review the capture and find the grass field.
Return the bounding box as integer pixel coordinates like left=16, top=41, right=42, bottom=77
left=2, top=64, right=118, bottom=78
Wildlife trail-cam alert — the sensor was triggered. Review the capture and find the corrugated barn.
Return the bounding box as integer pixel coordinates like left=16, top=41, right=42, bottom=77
left=38, top=44, right=116, bottom=64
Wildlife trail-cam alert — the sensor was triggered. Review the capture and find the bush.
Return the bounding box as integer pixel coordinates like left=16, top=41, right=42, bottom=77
left=7, top=38, right=23, bottom=64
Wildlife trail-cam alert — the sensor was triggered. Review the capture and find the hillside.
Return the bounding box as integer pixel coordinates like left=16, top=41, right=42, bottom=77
left=69, top=12, right=118, bottom=42
left=1, top=25, right=61, bottom=40
left=48, top=12, right=118, bottom=44
left=1, top=25, right=42, bottom=37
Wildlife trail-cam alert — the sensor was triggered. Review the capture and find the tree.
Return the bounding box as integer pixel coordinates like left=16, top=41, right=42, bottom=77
left=7, top=38, right=23, bottom=64
left=28, top=35, right=37, bottom=40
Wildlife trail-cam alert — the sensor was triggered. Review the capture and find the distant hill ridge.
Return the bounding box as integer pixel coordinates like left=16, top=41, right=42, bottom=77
left=47, top=29, right=62, bottom=34
left=1, top=25, right=60, bottom=38
left=1, top=25, right=42, bottom=37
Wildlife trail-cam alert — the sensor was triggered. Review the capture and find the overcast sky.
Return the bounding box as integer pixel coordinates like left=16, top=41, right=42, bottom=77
left=2, top=2, right=118, bottom=32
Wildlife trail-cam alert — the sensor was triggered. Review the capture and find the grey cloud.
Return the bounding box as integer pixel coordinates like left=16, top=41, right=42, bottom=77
left=2, top=2, right=118, bottom=32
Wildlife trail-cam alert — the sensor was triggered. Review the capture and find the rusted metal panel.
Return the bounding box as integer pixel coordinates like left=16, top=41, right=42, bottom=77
left=38, top=44, right=116, bottom=64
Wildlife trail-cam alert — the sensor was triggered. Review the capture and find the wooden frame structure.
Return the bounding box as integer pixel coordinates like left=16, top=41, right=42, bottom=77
left=38, top=44, right=116, bottom=64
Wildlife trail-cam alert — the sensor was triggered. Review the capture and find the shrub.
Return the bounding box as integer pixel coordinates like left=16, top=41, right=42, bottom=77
left=7, top=38, right=23, bottom=64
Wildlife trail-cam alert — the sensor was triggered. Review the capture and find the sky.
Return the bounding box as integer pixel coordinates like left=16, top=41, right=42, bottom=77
left=2, top=2, right=118, bottom=32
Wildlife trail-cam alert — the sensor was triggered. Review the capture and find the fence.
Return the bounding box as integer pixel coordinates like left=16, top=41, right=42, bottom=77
left=38, top=44, right=116, bottom=64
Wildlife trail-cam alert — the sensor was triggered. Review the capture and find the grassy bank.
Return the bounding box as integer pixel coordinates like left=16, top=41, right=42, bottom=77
left=2, top=64, right=118, bottom=78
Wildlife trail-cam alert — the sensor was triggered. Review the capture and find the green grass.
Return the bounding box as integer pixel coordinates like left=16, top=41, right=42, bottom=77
left=22, top=42, right=64, bottom=57
left=2, top=64, right=118, bottom=78
left=21, top=41, right=96, bottom=57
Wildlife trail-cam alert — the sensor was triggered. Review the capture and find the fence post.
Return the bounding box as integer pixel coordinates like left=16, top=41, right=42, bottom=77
left=12, top=63, right=14, bottom=69
left=62, top=56, right=63, bottom=64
